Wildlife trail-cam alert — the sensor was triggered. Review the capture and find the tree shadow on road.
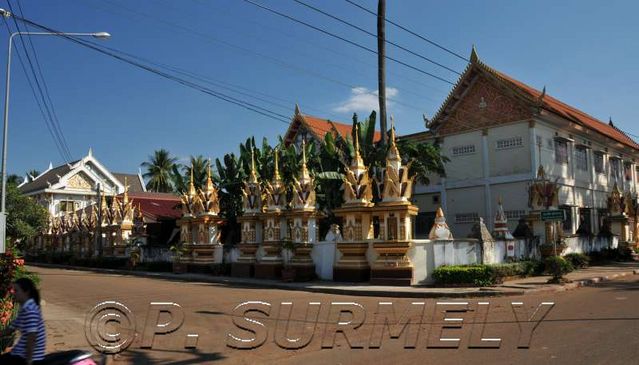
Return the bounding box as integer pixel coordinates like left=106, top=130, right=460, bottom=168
left=115, top=348, right=225, bottom=364
left=592, top=278, right=639, bottom=291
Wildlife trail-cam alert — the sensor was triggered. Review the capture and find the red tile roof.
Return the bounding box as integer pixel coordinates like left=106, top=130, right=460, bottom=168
left=495, top=71, right=639, bottom=150
left=286, top=113, right=382, bottom=145
left=305, top=114, right=382, bottom=142
left=430, top=48, right=639, bottom=151
left=118, top=192, right=182, bottom=221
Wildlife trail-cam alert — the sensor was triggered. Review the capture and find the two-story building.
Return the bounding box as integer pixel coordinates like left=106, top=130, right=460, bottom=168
left=18, top=148, right=146, bottom=218
left=408, top=48, right=639, bottom=238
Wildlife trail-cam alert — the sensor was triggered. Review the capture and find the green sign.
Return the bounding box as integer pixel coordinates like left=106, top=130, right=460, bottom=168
left=541, top=209, right=565, bottom=221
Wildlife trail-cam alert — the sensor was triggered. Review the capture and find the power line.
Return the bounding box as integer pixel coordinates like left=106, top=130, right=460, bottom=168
left=5, top=0, right=72, bottom=161
left=83, top=0, right=430, bottom=113
left=13, top=0, right=73, bottom=161
left=292, top=0, right=461, bottom=76
left=9, top=15, right=336, bottom=134
left=242, top=0, right=456, bottom=86
left=0, top=17, right=70, bottom=162
left=344, top=0, right=469, bottom=63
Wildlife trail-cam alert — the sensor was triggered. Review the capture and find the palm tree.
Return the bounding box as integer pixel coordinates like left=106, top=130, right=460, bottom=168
left=171, top=155, right=208, bottom=193
left=141, top=149, right=178, bottom=193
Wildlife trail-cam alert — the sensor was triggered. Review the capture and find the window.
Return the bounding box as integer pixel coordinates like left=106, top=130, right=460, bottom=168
left=451, top=144, right=475, bottom=156
left=559, top=205, right=573, bottom=233
left=594, top=152, right=604, bottom=174
left=496, top=136, right=523, bottom=150
left=59, top=201, right=76, bottom=214
left=505, top=210, right=527, bottom=220
left=610, top=158, right=620, bottom=181
left=624, top=163, right=632, bottom=181
left=576, top=208, right=592, bottom=235
left=554, top=139, right=568, bottom=164
left=455, top=212, right=479, bottom=224
left=575, top=147, right=587, bottom=171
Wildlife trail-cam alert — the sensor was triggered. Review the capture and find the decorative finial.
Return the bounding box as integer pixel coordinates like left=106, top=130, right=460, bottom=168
left=123, top=177, right=129, bottom=204
left=386, top=116, right=400, bottom=161
left=88, top=147, right=93, bottom=157
left=294, top=103, right=301, bottom=116
left=300, top=138, right=310, bottom=180
left=205, top=158, right=214, bottom=192
left=249, top=147, right=259, bottom=183
left=470, top=45, right=479, bottom=63
left=423, top=113, right=430, bottom=128
left=273, top=148, right=281, bottom=181
left=188, top=165, right=196, bottom=196
left=609, top=117, right=614, bottom=127
left=540, top=86, right=546, bottom=100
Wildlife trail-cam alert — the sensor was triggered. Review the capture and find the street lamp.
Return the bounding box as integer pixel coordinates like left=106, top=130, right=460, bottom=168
left=0, top=8, right=110, bottom=253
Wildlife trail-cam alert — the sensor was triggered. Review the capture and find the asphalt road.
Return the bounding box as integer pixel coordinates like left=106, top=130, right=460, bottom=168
left=25, top=266, right=639, bottom=365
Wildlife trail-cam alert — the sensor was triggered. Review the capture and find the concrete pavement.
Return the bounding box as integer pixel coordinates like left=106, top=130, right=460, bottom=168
left=27, top=261, right=639, bottom=298
left=26, top=266, right=639, bottom=365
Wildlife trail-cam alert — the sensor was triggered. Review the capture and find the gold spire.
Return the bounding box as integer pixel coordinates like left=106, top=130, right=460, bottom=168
left=123, top=177, right=129, bottom=205
left=249, top=148, right=259, bottom=184
left=188, top=165, right=196, bottom=197
left=352, top=124, right=364, bottom=168
left=436, top=206, right=444, bottom=218
left=205, top=158, right=214, bottom=192
left=273, top=148, right=281, bottom=181
left=300, top=138, right=310, bottom=180
left=387, top=116, right=401, bottom=161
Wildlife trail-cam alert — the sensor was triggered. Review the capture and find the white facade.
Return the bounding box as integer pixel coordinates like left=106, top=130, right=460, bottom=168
left=19, top=149, right=146, bottom=218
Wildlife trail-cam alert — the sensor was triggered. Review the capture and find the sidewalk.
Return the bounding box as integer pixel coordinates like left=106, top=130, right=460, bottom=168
left=27, top=261, right=639, bottom=298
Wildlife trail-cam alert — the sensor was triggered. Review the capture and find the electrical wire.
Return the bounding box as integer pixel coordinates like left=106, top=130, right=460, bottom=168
left=6, top=0, right=73, bottom=161
left=242, top=0, right=455, bottom=86
left=344, top=0, right=470, bottom=62
left=292, top=0, right=461, bottom=76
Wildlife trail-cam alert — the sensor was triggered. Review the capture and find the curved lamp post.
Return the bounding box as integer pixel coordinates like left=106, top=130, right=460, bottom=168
left=0, top=8, right=110, bottom=253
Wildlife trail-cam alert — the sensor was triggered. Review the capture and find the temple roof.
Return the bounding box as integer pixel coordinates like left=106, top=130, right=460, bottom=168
left=19, top=161, right=79, bottom=194
left=429, top=47, right=639, bottom=150
left=112, top=172, right=146, bottom=193
left=284, top=106, right=381, bottom=146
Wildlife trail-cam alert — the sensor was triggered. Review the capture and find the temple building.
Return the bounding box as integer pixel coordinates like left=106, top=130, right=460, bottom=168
left=406, top=47, right=639, bottom=238
left=283, top=105, right=381, bottom=148
left=18, top=148, right=146, bottom=217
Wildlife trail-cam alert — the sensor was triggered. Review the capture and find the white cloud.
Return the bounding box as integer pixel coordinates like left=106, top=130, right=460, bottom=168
left=333, top=87, right=398, bottom=114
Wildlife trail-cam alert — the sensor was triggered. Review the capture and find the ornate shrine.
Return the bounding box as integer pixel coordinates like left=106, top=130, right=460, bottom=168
left=333, top=125, right=375, bottom=282
left=370, top=122, right=418, bottom=286
left=177, top=164, right=225, bottom=267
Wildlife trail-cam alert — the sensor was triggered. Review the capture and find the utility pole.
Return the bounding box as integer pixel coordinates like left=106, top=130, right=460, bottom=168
left=95, top=183, right=103, bottom=257
left=377, top=0, right=387, bottom=145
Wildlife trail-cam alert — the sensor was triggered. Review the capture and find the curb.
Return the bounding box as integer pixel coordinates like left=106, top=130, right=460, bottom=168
left=26, top=263, right=638, bottom=299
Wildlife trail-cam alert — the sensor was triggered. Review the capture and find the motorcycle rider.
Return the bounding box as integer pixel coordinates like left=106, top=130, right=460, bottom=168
left=0, top=278, right=46, bottom=365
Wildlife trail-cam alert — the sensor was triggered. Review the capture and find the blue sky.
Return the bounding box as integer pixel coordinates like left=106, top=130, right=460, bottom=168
left=3, top=0, right=639, bottom=177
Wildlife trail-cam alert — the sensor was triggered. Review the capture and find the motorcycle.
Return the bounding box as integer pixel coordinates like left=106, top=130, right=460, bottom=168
left=2, top=334, right=106, bottom=365
left=40, top=350, right=106, bottom=365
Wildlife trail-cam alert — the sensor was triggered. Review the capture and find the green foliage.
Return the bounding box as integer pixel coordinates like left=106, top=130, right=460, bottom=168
left=544, top=256, right=574, bottom=282
left=432, top=261, right=544, bottom=286
left=141, top=149, right=178, bottom=192
left=489, top=261, right=543, bottom=282
left=432, top=265, right=495, bottom=287
left=5, top=182, right=48, bottom=243
left=563, top=253, right=590, bottom=269
left=396, top=139, right=448, bottom=185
